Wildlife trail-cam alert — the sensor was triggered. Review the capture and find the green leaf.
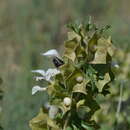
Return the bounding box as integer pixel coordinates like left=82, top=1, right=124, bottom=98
left=77, top=106, right=91, bottom=120
left=73, top=81, right=87, bottom=95
left=29, top=108, right=48, bottom=130
left=67, top=31, right=81, bottom=42
left=47, top=118, right=60, bottom=130
left=96, top=72, right=111, bottom=92
left=81, top=120, right=100, bottom=130
left=91, top=38, right=108, bottom=64
left=64, top=39, right=79, bottom=62
left=72, top=124, right=79, bottom=130
left=66, top=69, right=84, bottom=92
left=66, top=126, right=73, bottom=130
left=87, top=33, right=99, bottom=62
left=59, top=102, right=71, bottom=116
left=60, top=62, right=75, bottom=80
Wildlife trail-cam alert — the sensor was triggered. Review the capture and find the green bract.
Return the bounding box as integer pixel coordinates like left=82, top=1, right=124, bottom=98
left=30, top=20, right=115, bottom=130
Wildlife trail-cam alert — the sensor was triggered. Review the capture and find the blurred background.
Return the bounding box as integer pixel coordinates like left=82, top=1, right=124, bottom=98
left=0, top=0, right=130, bottom=130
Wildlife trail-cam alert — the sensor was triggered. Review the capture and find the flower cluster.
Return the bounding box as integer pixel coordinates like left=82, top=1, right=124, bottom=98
left=30, top=21, right=115, bottom=130
left=31, top=49, right=61, bottom=95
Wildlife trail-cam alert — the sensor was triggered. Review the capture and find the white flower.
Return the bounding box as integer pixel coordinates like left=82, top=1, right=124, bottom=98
left=45, top=68, right=60, bottom=81
left=41, top=49, right=59, bottom=58
left=35, top=76, right=45, bottom=81
left=49, top=105, right=59, bottom=119
left=31, top=70, right=45, bottom=76
left=63, top=97, right=72, bottom=107
left=32, top=85, right=47, bottom=95
left=32, top=68, right=60, bottom=82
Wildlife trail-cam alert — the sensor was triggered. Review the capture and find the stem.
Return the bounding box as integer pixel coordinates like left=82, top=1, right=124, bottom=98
left=116, top=81, right=124, bottom=118
left=63, top=113, right=70, bottom=130
left=114, top=81, right=124, bottom=130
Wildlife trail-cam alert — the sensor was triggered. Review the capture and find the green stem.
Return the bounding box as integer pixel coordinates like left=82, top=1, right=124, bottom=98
left=63, top=113, right=70, bottom=130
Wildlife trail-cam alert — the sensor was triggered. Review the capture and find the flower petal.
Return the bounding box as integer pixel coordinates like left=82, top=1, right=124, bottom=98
left=31, top=70, right=45, bottom=76
left=45, top=68, right=60, bottom=81
left=34, top=76, right=45, bottom=81
left=49, top=105, right=59, bottom=119
left=32, top=68, right=60, bottom=82
left=32, top=85, right=47, bottom=95
left=41, top=49, right=59, bottom=58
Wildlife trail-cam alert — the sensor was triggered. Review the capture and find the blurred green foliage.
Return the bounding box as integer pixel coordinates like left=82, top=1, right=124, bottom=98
left=0, top=0, right=130, bottom=130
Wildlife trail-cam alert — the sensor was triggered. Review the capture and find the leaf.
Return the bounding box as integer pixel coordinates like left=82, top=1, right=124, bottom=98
left=107, top=36, right=115, bottom=57
left=101, top=84, right=110, bottom=96
left=85, top=95, right=100, bottom=114
left=73, top=81, right=87, bottom=95
left=66, top=126, right=73, bottom=130
left=47, top=118, right=60, bottom=130
left=29, top=108, right=48, bottom=130
left=47, top=81, right=68, bottom=98
left=68, top=31, right=81, bottom=42
left=72, top=124, right=80, bottom=130
left=77, top=106, right=91, bottom=120
left=66, top=69, right=84, bottom=91
left=76, top=99, right=85, bottom=109
left=75, top=44, right=87, bottom=60
left=64, top=39, right=79, bottom=62
left=91, top=37, right=115, bottom=64
left=87, top=33, right=99, bottom=62
left=59, top=102, right=71, bottom=116
left=81, top=120, right=100, bottom=130
left=60, top=62, right=75, bottom=80
left=96, top=72, right=111, bottom=92
left=88, top=33, right=99, bottom=53
left=91, top=38, right=108, bottom=64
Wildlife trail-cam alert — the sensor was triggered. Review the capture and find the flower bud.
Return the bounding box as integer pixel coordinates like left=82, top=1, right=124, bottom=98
left=76, top=76, right=83, bottom=83
left=63, top=97, right=71, bottom=107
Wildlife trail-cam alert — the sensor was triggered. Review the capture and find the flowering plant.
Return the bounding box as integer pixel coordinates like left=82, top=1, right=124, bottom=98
left=29, top=20, right=115, bottom=130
